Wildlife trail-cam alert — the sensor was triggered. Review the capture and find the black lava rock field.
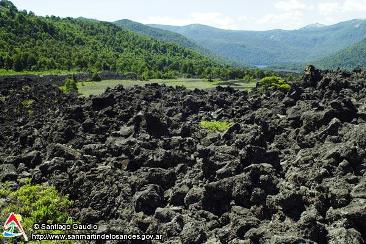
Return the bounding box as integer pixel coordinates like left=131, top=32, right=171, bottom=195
left=1, top=67, right=366, bottom=243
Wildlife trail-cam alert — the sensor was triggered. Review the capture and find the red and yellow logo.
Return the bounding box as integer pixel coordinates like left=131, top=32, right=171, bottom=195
left=2, top=213, right=28, bottom=241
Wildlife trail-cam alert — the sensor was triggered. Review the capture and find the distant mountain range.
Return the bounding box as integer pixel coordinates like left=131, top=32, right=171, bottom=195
left=114, top=19, right=201, bottom=51
left=148, top=20, right=366, bottom=70
left=300, top=23, right=327, bottom=30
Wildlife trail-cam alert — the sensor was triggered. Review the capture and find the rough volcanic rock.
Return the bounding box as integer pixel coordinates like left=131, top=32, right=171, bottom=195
left=0, top=164, right=17, bottom=182
left=1, top=67, right=366, bottom=243
left=303, top=65, right=323, bottom=87
left=134, top=184, right=165, bottom=215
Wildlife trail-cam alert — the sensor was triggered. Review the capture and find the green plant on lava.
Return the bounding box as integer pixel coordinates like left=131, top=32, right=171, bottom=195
left=20, top=99, right=35, bottom=108
left=0, top=96, right=7, bottom=102
left=257, top=76, right=291, bottom=91
left=60, top=78, right=78, bottom=93
left=200, top=120, right=233, bottom=132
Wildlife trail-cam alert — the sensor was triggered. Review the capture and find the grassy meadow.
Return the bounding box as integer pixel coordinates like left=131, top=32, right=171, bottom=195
left=77, top=78, right=257, bottom=96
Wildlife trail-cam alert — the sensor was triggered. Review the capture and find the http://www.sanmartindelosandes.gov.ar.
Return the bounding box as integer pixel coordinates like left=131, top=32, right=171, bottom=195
left=1, top=215, right=164, bottom=242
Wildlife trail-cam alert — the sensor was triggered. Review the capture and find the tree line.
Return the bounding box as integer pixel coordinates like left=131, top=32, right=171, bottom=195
left=0, top=0, right=278, bottom=80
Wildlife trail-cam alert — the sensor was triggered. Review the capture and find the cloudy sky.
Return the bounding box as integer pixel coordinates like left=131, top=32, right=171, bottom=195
left=11, top=0, right=366, bottom=30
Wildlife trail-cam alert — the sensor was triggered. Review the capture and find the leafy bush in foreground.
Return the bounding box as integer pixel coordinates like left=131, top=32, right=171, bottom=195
left=257, top=76, right=291, bottom=91
left=200, top=120, right=233, bottom=132
left=0, top=179, right=73, bottom=236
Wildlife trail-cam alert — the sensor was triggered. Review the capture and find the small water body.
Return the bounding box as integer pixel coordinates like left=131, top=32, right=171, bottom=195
left=254, top=65, right=268, bottom=68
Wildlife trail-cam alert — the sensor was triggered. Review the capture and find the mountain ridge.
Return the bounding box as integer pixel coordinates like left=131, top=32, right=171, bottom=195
left=150, top=19, right=366, bottom=68
left=0, top=0, right=229, bottom=79
left=114, top=19, right=202, bottom=51
left=151, top=18, right=366, bottom=32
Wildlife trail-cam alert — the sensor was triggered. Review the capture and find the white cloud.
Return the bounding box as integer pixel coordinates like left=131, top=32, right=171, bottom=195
left=258, top=10, right=305, bottom=29
left=257, top=0, right=311, bottom=29
left=274, top=0, right=309, bottom=11
left=343, top=0, right=366, bottom=12
left=140, top=0, right=366, bottom=31
left=318, top=0, right=366, bottom=19
left=318, top=2, right=340, bottom=15
left=190, top=12, right=238, bottom=29
left=142, top=12, right=241, bottom=29
left=142, top=16, right=190, bottom=26
left=238, top=16, right=250, bottom=22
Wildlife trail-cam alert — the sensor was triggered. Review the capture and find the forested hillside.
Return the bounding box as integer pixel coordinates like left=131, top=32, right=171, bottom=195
left=151, top=20, right=366, bottom=68
left=114, top=19, right=202, bottom=51
left=0, top=0, right=230, bottom=79
left=315, top=39, right=366, bottom=70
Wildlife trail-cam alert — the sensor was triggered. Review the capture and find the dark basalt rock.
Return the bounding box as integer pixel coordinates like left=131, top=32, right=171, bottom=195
left=21, top=150, right=42, bottom=168
left=91, top=94, right=116, bottom=111
left=145, top=112, right=169, bottom=138
left=134, top=184, right=165, bottom=215
left=0, top=164, right=17, bottom=182
left=303, top=65, right=322, bottom=87
left=202, top=179, right=233, bottom=215
left=2, top=67, right=366, bottom=243
left=180, top=223, right=207, bottom=244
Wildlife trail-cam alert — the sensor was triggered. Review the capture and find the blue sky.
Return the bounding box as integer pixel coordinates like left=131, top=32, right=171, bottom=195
left=11, top=0, right=366, bottom=30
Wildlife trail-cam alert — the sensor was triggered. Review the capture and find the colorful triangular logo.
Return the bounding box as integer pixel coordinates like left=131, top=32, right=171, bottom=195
left=2, top=213, right=28, bottom=241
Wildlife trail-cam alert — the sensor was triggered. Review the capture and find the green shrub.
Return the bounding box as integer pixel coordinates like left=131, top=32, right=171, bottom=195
left=161, top=71, right=178, bottom=79
left=91, top=72, right=102, bottom=82
left=279, top=83, right=291, bottom=90
left=21, top=85, right=32, bottom=92
left=141, top=71, right=149, bottom=81
left=27, top=109, right=34, bottom=117
left=0, top=179, right=73, bottom=237
left=124, top=72, right=138, bottom=80
left=60, top=78, right=78, bottom=93
left=258, top=76, right=291, bottom=91
left=200, top=120, right=233, bottom=132
left=20, top=99, right=34, bottom=108
left=243, top=74, right=256, bottom=83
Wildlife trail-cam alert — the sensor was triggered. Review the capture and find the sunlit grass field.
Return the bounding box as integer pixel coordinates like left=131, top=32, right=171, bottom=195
left=0, top=69, right=77, bottom=76
left=77, top=79, right=257, bottom=96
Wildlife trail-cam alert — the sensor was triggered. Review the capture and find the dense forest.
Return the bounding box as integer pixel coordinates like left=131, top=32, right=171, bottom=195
left=315, top=38, right=366, bottom=70
left=0, top=0, right=272, bottom=80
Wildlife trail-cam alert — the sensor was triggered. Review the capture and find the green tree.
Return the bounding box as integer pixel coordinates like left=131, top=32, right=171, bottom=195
left=13, top=53, right=24, bottom=71
left=62, top=78, right=78, bottom=93
left=91, top=72, right=102, bottom=81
